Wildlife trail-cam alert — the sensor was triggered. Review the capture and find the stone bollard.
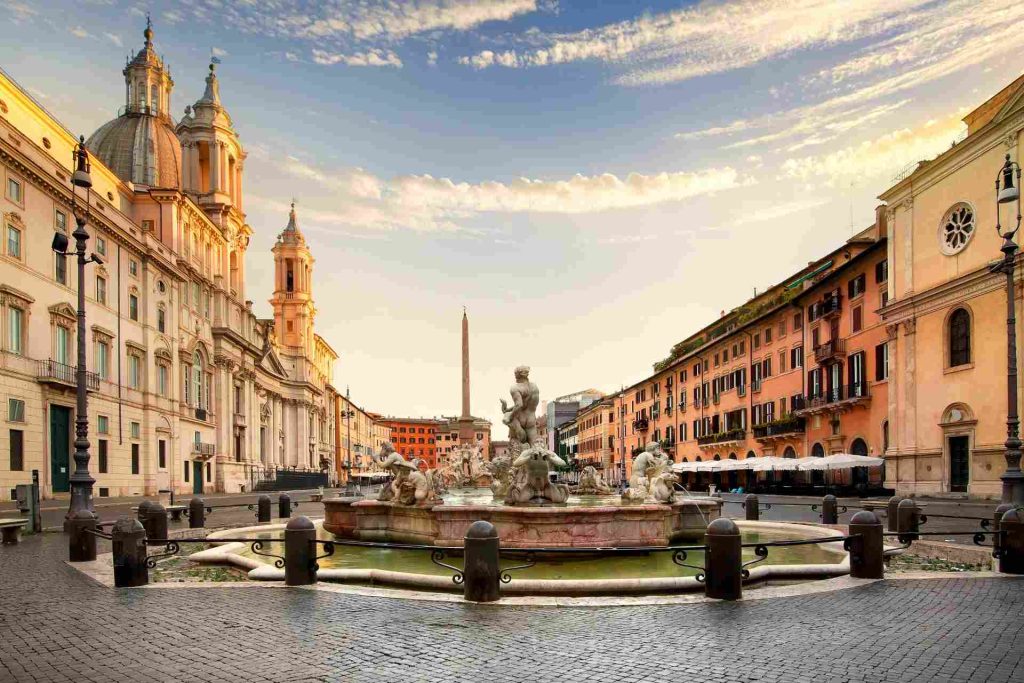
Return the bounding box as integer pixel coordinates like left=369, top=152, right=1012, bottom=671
left=284, top=516, right=316, bottom=586
left=279, top=493, right=292, bottom=519
left=896, top=499, right=920, bottom=541
left=848, top=510, right=884, bottom=579
left=257, top=495, right=272, bottom=523
left=704, top=518, right=742, bottom=600
left=886, top=496, right=903, bottom=532
left=463, top=520, right=501, bottom=602
left=998, top=507, right=1024, bottom=575
left=993, top=503, right=1014, bottom=563
left=111, top=516, right=149, bottom=587
left=136, top=499, right=153, bottom=530
left=145, top=502, right=168, bottom=545
left=188, top=497, right=206, bottom=529
left=67, top=509, right=98, bottom=562
left=821, top=495, right=838, bottom=525
left=744, top=494, right=759, bottom=521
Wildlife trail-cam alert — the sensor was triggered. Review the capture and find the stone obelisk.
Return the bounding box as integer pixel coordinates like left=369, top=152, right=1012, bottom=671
left=457, top=308, right=476, bottom=441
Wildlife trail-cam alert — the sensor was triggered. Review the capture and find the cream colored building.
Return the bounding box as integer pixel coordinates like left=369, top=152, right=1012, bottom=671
left=335, top=394, right=383, bottom=478
left=0, top=22, right=338, bottom=501
left=880, top=73, right=1024, bottom=498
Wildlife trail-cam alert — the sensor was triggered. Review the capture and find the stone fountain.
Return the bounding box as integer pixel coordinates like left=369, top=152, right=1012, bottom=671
left=324, top=366, right=722, bottom=547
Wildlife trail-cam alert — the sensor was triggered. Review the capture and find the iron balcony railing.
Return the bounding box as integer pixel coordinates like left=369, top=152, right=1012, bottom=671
left=696, top=428, right=746, bottom=446
left=37, top=359, right=99, bottom=392
left=633, top=417, right=650, bottom=432
left=753, top=417, right=806, bottom=439
left=805, top=382, right=869, bottom=409
left=814, top=339, right=847, bottom=363
left=191, top=442, right=215, bottom=457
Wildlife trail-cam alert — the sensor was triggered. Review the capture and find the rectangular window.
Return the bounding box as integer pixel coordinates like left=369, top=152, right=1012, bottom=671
left=811, top=327, right=820, bottom=348
left=192, top=282, right=200, bottom=308
left=96, top=236, right=107, bottom=256
left=184, top=460, right=190, bottom=482
left=130, top=421, right=141, bottom=439
left=713, top=353, right=719, bottom=367
left=96, top=276, right=107, bottom=305
left=128, top=354, right=141, bottom=389
left=98, top=439, right=108, bottom=473
left=129, top=294, right=139, bottom=321
left=55, top=210, right=68, bottom=234
left=206, top=462, right=211, bottom=482
left=778, top=350, right=786, bottom=373
left=881, top=290, right=889, bottom=309
left=55, top=253, right=67, bottom=285
left=9, top=429, right=23, bottom=470
left=55, top=326, right=70, bottom=365
left=157, top=308, right=166, bottom=333
left=6, top=177, right=22, bottom=203
left=791, top=346, right=804, bottom=369
left=848, top=273, right=866, bottom=299
left=7, top=224, right=22, bottom=259
left=131, top=444, right=140, bottom=475
left=753, top=333, right=760, bottom=350
left=129, top=259, right=138, bottom=277
left=97, top=415, right=109, bottom=434
left=158, top=364, right=169, bottom=397
left=793, top=312, right=803, bottom=331
left=875, top=259, right=888, bottom=283
left=7, top=398, right=25, bottom=422
left=852, top=306, right=863, bottom=333
left=7, top=307, right=24, bottom=354
left=95, top=340, right=109, bottom=380
left=765, top=327, right=772, bottom=343
left=158, top=440, right=166, bottom=469
left=875, top=342, right=889, bottom=381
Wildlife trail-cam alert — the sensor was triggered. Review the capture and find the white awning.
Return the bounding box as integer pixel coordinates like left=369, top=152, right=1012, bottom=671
left=797, top=453, right=884, bottom=471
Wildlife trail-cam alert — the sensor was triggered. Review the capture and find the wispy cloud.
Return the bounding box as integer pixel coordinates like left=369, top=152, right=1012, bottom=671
left=458, top=0, right=931, bottom=85
left=103, top=32, right=122, bottom=47
left=69, top=26, right=91, bottom=39
left=312, top=48, right=402, bottom=68
left=780, top=113, right=966, bottom=187
left=271, top=156, right=747, bottom=232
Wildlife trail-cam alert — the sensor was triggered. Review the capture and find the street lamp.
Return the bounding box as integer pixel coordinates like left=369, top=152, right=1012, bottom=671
left=994, top=153, right=1024, bottom=505
left=53, top=137, right=103, bottom=525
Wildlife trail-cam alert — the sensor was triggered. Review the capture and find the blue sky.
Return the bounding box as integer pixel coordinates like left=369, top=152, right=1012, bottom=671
left=2, top=0, right=1022, bottom=429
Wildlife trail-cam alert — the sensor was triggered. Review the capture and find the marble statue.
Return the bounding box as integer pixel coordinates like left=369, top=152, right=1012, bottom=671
left=506, top=444, right=569, bottom=505
left=623, top=441, right=677, bottom=504
left=495, top=366, right=570, bottom=505
left=575, top=465, right=613, bottom=495
left=377, top=441, right=442, bottom=506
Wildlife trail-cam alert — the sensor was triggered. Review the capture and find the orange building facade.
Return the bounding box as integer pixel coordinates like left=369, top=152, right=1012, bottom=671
left=380, top=418, right=444, bottom=468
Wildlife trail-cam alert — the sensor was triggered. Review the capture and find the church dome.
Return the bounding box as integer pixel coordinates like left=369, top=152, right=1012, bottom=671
left=86, top=114, right=181, bottom=188
left=84, top=18, right=182, bottom=189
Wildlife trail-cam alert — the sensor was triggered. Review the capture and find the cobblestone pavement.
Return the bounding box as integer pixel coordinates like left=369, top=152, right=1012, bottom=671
left=1, top=535, right=1022, bottom=683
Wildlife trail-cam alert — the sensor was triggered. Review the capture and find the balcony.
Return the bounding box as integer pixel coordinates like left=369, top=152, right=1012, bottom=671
left=194, top=407, right=209, bottom=422
left=751, top=379, right=762, bottom=394
left=632, top=417, right=650, bottom=432
left=814, top=339, right=846, bottom=364
left=697, top=428, right=746, bottom=447
left=820, top=293, right=841, bottom=318
left=737, top=384, right=747, bottom=397
left=712, top=393, right=721, bottom=405
left=37, top=360, right=99, bottom=392
left=753, top=416, right=806, bottom=441
left=191, top=441, right=215, bottom=459
left=677, top=401, right=687, bottom=413
left=796, top=382, right=869, bottom=416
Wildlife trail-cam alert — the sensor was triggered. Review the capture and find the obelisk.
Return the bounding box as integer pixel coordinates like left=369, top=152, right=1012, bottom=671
left=461, top=308, right=471, bottom=418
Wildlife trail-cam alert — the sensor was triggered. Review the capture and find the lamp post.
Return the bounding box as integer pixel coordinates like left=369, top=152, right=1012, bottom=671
left=54, top=137, right=103, bottom=524
left=994, top=152, right=1024, bottom=505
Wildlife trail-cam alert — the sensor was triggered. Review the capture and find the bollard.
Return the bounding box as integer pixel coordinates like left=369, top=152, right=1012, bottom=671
left=111, top=516, right=149, bottom=587
left=704, top=518, right=742, bottom=600
left=67, top=509, right=98, bottom=562
left=279, top=493, right=292, bottom=519
left=821, top=494, right=838, bottom=525
left=998, top=507, right=1024, bottom=575
left=257, top=495, right=272, bottom=523
left=848, top=510, right=884, bottom=579
left=188, top=497, right=206, bottom=529
left=886, top=496, right=903, bottom=532
left=463, top=520, right=500, bottom=602
left=744, top=493, right=759, bottom=521
left=145, top=502, right=168, bottom=545
left=284, top=515, right=316, bottom=586
left=896, top=499, right=920, bottom=541
left=993, top=503, right=1014, bottom=564
left=136, top=499, right=153, bottom=531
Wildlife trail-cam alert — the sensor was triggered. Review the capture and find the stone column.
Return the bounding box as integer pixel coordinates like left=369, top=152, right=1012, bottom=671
left=209, top=141, right=220, bottom=193
left=886, top=323, right=899, bottom=488
left=901, top=320, right=918, bottom=490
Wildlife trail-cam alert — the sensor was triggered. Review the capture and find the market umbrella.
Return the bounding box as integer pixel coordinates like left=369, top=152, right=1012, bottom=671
left=797, top=453, right=884, bottom=471
left=748, top=456, right=805, bottom=472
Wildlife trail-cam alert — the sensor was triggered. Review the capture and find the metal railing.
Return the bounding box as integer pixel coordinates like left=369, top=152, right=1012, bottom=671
left=752, top=417, right=805, bottom=439
left=191, top=442, right=215, bottom=456
left=813, top=339, right=846, bottom=363
left=697, top=428, right=746, bottom=446
left=37, top=359, right=99, bottom=391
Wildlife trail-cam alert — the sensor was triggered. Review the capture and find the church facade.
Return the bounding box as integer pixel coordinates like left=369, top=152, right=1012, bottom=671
left=0, top=22, right=338, bottom=500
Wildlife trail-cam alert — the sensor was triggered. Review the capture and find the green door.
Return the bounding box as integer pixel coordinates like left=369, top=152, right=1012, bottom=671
left=192, top=461, right=203, bottom=494
left=50, top=406, right=72, bottom=493
left=949, top=436, right=970, bottom=493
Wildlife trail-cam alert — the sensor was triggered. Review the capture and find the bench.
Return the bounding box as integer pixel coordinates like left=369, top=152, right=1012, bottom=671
left=130, top=505, right=187, bottom=521
left=0, top=519, right=28, bottom=545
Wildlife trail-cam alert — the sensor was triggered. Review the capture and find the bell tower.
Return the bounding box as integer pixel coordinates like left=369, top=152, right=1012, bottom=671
left=270, top=203, right=316, bottom=352
left=123, top=17, right=173, bottom=118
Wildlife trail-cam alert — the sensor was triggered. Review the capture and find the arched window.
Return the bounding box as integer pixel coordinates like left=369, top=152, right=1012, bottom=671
left=882, top=420, right=889, bottom=452
left=728, top=452, right=737, bottom=460
left=850, top=438, right=868, bottom=456
left=949, top=308, right=971, bottom=367
left=785, top=446, right=799, bottom=458
left=713, top=454, right=721, bottom=461
left=192, top=351, right=203, bottom=409
left=746, top=450, right=755, bottom=459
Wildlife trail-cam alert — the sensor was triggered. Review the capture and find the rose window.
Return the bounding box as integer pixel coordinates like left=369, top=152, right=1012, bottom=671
left=940, top=203, right=975, bottom=255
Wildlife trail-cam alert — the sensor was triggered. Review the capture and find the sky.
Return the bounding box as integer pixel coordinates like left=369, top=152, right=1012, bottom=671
left=1, top=0, right=1022, bottom=431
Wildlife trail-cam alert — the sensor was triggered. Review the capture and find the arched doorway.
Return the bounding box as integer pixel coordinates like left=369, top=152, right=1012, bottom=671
left=712, top=454, right=722, bottom=490
left=695, top=455, right=704, bottom=490
left=810, top=442, right=825, bottom=487
left=941, top=403, right=975, bottom=494
left=745, top=450, right=757, bottom=491
left=781, top=446, right=797, bottom=488
left=850, top=438, right=869, bottom=493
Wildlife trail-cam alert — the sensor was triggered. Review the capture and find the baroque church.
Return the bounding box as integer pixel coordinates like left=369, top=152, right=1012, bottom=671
left=0, top=22, right=338, bottom=500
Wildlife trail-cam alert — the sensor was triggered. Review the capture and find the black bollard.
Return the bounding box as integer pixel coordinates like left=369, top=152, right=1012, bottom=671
left=257, top=495, right=272, bottom=523
left=67, top=509, right=98, bottom=562
left=279, top=493, right=292, bottom=519
left=897, top=498, right=922, bottom=541
left=136, top=499, right=153, bottom=531
left=848, top=510, right=884, bottom=579
left=998, top=507, right=1024, bottom=575
left=821, top=494, right=838, bottom=525
left=146, top=502, right=168, bottom=545
left=284, top=515, right=316, bottom=586
left=111, top=516, right=149, bottom=587
left=704, top=518, right=742, bottom=600
left=993, top=503, right=1014, bottom=563
left=744, top=493, right=759, bottom=521
left=463, top=520, right=500, bottom=602
left=886, top=496, right=903, bottom=532
left=188, top=497, right=206, bottom=529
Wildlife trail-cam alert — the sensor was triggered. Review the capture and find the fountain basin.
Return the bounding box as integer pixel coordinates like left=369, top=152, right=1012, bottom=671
left=324, top=495, right=722, bottom=548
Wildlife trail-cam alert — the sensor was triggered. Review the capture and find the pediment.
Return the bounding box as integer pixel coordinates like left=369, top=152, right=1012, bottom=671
left=48, top=302, right=76, bottom=320
left=259, top=347, right=288, bottom=379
